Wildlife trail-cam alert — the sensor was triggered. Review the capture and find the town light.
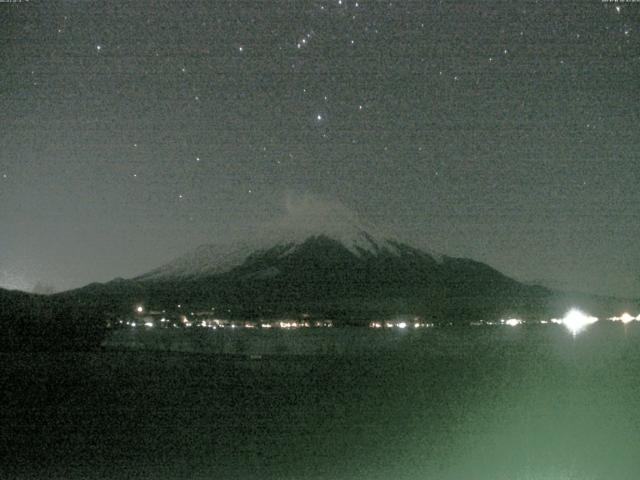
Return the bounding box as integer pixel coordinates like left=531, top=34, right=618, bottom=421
left=504, top=318, right=522, bottom=327
left=135, top=305, right=144, bottom=314
left=562, top=308, right=598, bottom=335
left=620, top=313, right=634, bottom=324
left=611, top=312, right=636, bottom=324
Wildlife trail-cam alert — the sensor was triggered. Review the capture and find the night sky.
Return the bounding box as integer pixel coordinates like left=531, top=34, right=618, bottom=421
left=1, top=1, right=638, bottom=297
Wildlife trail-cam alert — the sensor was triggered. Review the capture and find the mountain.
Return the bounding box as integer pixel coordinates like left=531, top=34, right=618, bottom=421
left=59, top=228, right=571, bottom=323
left=35, top=196, right=637, bottom=324
left=3, top=227, right=636, bottom=351
left=136, top=204, right=444, bottom=281
left=4, top=198, right=636, bottom=350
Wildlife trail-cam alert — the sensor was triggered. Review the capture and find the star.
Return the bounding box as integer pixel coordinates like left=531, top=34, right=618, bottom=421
left=238, top=46, right=244, bottom=52
left=96, top=44, right=102, bottom=51
left=317, top=114, right=323, bottom=121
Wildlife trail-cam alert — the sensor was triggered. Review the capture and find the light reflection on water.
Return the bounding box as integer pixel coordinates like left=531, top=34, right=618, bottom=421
left=3, top=322, right=640, bottom=479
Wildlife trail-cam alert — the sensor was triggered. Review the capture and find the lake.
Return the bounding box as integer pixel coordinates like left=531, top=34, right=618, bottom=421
left=3, top=323, right=640, bottom=479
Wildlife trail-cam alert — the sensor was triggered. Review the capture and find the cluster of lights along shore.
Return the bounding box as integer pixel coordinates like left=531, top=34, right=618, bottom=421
left=124, top=305, right=640, bottom=336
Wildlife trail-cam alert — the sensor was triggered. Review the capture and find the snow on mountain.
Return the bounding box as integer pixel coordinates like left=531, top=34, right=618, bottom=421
left=136, top=242, right=261, bottom=281
left=136, top=195, right=443, bottom=281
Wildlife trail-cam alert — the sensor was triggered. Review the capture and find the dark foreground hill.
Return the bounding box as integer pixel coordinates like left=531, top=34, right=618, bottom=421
left=0, top=288, right=108, bottom=351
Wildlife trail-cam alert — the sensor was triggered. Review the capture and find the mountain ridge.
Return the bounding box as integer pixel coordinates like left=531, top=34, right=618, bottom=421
left=1, top=229, right=637, bottom=352
left=135, top=229, right=444, bottom=282
left=72, top=232, right=555, bottom=322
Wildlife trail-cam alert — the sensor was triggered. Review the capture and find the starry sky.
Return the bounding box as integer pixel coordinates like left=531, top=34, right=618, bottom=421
left=1, top=0, right=638, bottom=297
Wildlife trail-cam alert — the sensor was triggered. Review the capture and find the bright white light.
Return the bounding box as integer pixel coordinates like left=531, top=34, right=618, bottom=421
left=397, top=322, right=407, bottom=329
left=620, top=313, right=635, bottom=324
left=144, top=322, right=154, bottom=328
left=504, top=318, right=522, bottom=327
left=562, top=308, right=598, bottom=335
left=610, top=313, right=636, bottom=324
left=135, top=305, right=144, bottom=313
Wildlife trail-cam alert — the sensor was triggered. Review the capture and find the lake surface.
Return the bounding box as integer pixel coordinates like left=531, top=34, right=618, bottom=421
left=3, top=323, right=640, bottom=479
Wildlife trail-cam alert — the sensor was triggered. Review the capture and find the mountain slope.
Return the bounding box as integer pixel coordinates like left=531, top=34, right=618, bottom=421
left=55, top=220, right=638, bottom=323
left=58, top=232, right=558, bottom=322
left=135, top=224, right=443, bottom=282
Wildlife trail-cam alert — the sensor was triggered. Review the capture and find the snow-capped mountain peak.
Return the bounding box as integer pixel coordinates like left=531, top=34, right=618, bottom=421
left=135, top=195, right=443, bottom=281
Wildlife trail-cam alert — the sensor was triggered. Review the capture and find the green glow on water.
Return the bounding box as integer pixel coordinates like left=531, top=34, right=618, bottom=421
left=4, top=323, right=640, bottom=479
